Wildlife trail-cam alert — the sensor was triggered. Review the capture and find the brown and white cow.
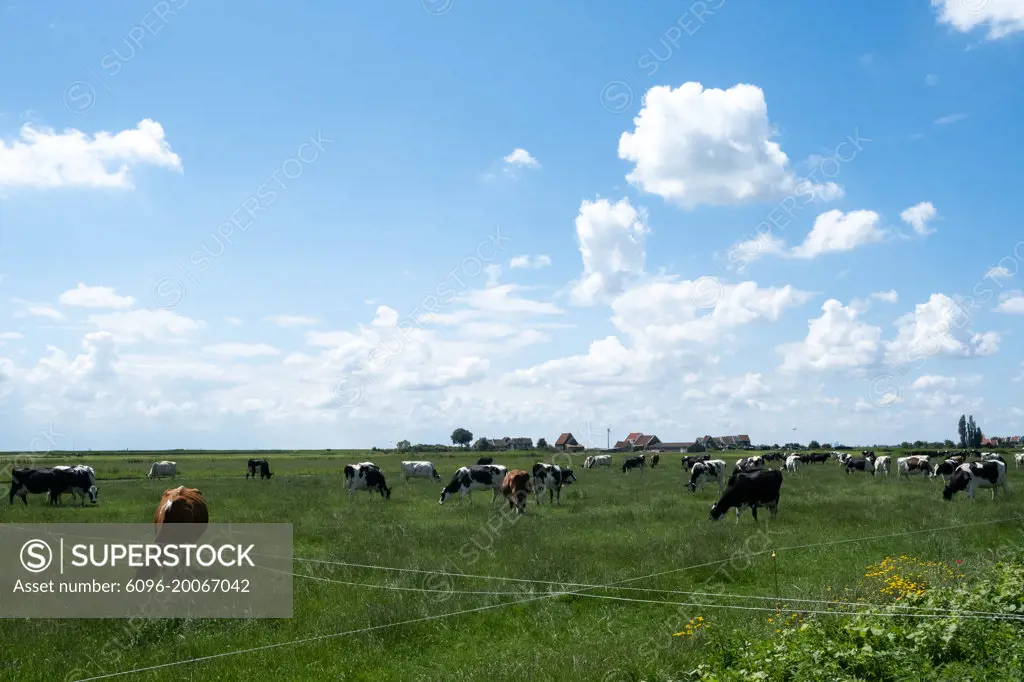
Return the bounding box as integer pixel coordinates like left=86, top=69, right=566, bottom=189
left=143, top=487, right=209, bottom=579
left=897, top=456, right=931, bottom=479
left=501, top=470, right=531, bottom=515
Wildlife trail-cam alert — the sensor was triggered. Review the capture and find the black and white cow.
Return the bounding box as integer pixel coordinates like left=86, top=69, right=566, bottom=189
left=763, top=452, right=785, bottom=463
left=681, top=454, right=710, bottom=471
left=621, top=455, right=646, bottom=473
left=734, top=456, right=764, bottom=474
left=687, top=459, right=727, bottom=494
left=981, top=453, right=1006, bottom=465
left=844, top=453, right=876, bottom=475
left=584, top=455, right=612, bottom=469
left=943, top=461, right=1007, bottom=501
left=9, top=467, right=98, bottom=506
left=930, top=459, right=959, bottom=483
left=710, top=469, right=783, bottom=523
left=531, top=463, right=577, bottom=505
left=439, top=465, right=508, bottom=505
left=808, top=453, right=830, bottom=464
left=343, top=462, right=391, bottom=500
left=650, top=454, right=660, bottom=468
left=50, top=465, right=99, bottom=506
left=476, top=457, right=494, bottom=465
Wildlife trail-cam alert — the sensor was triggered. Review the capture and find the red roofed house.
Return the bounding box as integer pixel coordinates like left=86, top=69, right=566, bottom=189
left=555, top=433, right=585, bottom=452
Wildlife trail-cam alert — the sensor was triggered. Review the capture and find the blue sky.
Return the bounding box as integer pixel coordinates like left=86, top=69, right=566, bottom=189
left=1, top=0, right=1023, bottom=451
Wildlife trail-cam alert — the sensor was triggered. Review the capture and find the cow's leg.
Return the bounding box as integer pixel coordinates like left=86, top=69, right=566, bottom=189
left=750, top=505, right=759, bottom=523
left=734, top=508, right=741, bottom=524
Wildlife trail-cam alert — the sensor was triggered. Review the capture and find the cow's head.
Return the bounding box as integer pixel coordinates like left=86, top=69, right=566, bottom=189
left=561, top=469, right=577, bottom=485
left=87, top=485, right=98, bottom=504
left=381, top=485, right=392, bottom=500
left=709, top=502, right=725, bottom=521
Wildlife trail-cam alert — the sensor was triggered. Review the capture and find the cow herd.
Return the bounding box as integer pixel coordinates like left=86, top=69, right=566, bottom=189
left=6, top=448, right=1017, bottom=529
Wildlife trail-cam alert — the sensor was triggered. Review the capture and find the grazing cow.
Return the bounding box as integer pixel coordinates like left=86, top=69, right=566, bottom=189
left=501, top=470, right=532, bottom=515
left=148, top=460, right=177, bottom=479
left=344, top=463, right=391, bottom=500
left=154, top=486, right=209, bottom=527
left=439, top=465, right=508, bottom=505
left=763, top=452, right=785, bottom=463
left=981, top=453, right=1006, bottom=465
left=246, top=458, right=273, bottom=479
left=401, top=461, right=441, bottom=482
left=650, top=454, right=660, bottom=468
left=531, top=463, right=577, bottom=505
left=897, top=456, right=931, bottom=479
left=943, top=461, right=1008, bottom=501
left=680, top=454, right=710, bottom=471
left=845, top=454, right=876, bottom=475
left=874, top=455, right=891, bottom=476
left=142, top=486, right=209, bottom=578
left=621, top=455, right=646, bottom=473
left=10, top=467, right=98, bottom=507
left=687, top=459, right=727, bottom=494
left=710, top=469, right=783, bottom=523
left=1015, top=453, right=1024, bottom=469
left=246, top=458, right=273, bottom=480
left=476, top=457, right=494, bottom=465
left=584, top=455, right=612, bottom=469
left=808, top=453, right=830, bottom=464
left=50, top=465, right=99, bottom=506
left=785, top=455, right=801, bottom=473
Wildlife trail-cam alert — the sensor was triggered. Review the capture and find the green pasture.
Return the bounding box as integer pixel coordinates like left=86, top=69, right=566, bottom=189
left=1, top=449, right=1023, bottom=681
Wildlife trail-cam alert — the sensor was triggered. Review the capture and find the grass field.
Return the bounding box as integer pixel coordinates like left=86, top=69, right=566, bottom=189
left=2, top=450, right=1023, bottom=681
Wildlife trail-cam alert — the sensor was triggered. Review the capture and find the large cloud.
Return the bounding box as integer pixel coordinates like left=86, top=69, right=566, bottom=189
left=618, top=82, right=841, bottom=208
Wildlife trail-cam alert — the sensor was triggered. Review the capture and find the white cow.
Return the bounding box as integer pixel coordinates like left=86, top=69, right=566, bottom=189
left=401, top=461, right=441, bottom=482
left=583, top=455, right=612, bottom=469
left=874, top=455, right=891, bottom=476
left=1015, top=453, right=1024, bottom=469
left=148, top=461, right=177, bottom=479
left=785, top=455, right=801, bottom=473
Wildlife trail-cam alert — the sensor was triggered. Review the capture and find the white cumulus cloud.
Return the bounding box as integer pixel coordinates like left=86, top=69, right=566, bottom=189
left=0, top=118, right=182, bottom=189
left=59, top=283, right=136, bottom=309
left=618, top=82, right=842, bottom=208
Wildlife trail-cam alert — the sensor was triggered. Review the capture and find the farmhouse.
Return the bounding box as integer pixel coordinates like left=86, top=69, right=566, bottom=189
left=554, top=433, right=585, bottom=452
left=486, top=437, right=534, bottom=451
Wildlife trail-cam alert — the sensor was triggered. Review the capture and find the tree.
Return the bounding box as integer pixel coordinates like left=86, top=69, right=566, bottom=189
left=944, top=439, right=955, bottom=448
left=967, top=415, right=978, bottom=449
left=536, top=437, right=548, bottom=450
left=473, top=437, right=492, bottom=451
left=396, top=440, right=411, bottom=451
left=807, top=440, right=821, bottom=450
left=451, top=428, right=473, bottom=448
left=958, top=414, right=968, bottom=448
